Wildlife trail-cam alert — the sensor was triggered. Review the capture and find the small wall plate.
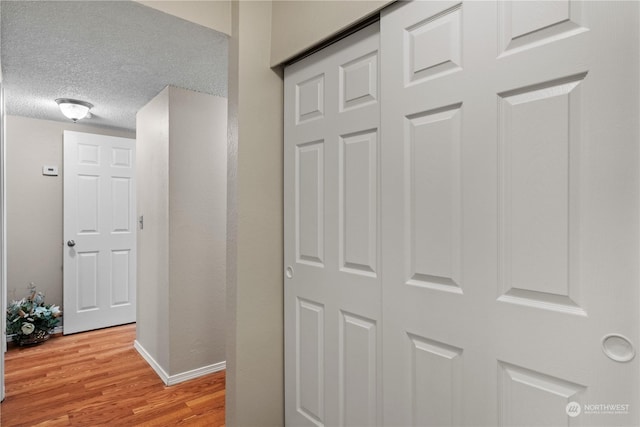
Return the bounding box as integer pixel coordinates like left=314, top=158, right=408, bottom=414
left=42, top=165, right=59, bottom=176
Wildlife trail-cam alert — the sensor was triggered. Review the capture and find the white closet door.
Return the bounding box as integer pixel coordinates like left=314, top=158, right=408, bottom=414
left=284, top=24, right=381, bottom=426
left=381, top=1, right=639, bottom=426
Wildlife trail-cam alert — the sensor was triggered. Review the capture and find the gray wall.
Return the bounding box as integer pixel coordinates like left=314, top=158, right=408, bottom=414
left=136, top=0, right=231, bottom=36
left=168, top=86, right=227, bottom=374
left=1, top=6, right=5, bottom=399
left=0, top=0, right=397, bottom=422
left=119, top=1, right=393, bottom=424
left=226, top=1, right=284, bottom=425
left=136, top=86, right=227, bottom=377
left=6, top=115, right=134, bottom=309
left=225, top=2, right=393, bottom=425
left=136, top=88, right=171, bottom=372
left=270, top=0, right=390, bottom=65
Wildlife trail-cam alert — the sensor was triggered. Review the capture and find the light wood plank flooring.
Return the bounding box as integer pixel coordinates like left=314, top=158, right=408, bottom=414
left=1, top=323, right=225, bottom=426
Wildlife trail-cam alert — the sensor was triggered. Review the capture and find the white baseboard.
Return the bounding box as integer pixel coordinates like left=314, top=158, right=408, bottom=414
left=134, top=339, right=225, bottom=386
left=134, top=339, right=170, bottom=385
left=166, top=360, right=226, bottom=386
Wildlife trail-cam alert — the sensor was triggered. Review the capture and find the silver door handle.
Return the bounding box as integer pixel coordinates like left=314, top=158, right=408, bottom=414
left=67, top=240, right=76, bottom=247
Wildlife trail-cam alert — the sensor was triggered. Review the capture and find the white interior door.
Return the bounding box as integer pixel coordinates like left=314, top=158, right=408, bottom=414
left=381, top=1, right=639, bottom=426
left=63, top=131, right=136, bottom=335
left=284, top=24, right=381, bottom=426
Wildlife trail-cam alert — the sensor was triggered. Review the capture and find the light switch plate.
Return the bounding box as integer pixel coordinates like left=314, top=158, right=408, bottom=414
left=42, top=165, right=58, bottom=176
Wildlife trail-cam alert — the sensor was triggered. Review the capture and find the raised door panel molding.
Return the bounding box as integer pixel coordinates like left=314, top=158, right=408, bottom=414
left=498, top=73, right=586, bottom=315
left=408, top=333, right=463, bottom=426
left=339, top=130, right=378, bottom=277
left=297, top=74, right=325, bottom=125
left=296, top=140, right=325, bottom=267
left=404, top=103, right=462, bottom=294
left=340, top=52, right=378, bottom=112
left=297, top=298, right=325, bottom=426
left=498, top=361, right=585, bottom=426
left=339, top=312, right=378, bottom=426
left=498, top=0, right=587, bottom=56
left=404, top=4, right=462, bottom=86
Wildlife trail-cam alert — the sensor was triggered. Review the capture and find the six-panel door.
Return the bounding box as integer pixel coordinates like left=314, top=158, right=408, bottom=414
left=63, top=131, right=137, bottom=335
left=284, top=23, right=382, bottom=427
left=381, top=1, right=638, bottom=425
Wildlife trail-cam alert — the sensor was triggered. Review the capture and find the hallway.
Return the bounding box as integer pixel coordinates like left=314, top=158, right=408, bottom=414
left=2, top=324, right=225, bottom=426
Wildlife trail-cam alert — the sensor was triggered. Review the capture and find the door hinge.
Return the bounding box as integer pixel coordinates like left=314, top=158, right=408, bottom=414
left=138, top=215, right=144, bottom=230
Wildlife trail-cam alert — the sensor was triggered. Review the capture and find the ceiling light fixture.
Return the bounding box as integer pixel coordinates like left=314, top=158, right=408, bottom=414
left=55, top=98, right=93, bottom=122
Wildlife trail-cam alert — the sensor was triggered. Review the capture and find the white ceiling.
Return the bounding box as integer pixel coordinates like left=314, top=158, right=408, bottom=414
left=1, top=0, right=228, bottom=132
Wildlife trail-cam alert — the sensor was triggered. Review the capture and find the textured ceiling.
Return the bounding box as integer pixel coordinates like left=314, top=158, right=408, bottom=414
left=1, top=0, right=228, bottom=132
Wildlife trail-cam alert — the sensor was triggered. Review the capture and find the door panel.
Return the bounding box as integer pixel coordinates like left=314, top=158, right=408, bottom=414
left=340, top=130, right=377, bottom=275
left=63, top=131, right=136, bottom=334
left=498, top=361, right=584, bottom=426
left=285, top=23, right=381, bottom=427
left=339, top=311, right=377, bottom=426
left=77, top=251, right=98, bottom=310
left=111, top=177, right=132, bottom=232
left=409, top=334, right=463, bottom=426
left=297, top=297, right=325, bottom=424
left=382, top=1, right=638, bottom=426
left=405, top=104, right=462, bottom=293
left=296, top=140, right=324, bottom=266
left=497, top=75, right=585, bottom=312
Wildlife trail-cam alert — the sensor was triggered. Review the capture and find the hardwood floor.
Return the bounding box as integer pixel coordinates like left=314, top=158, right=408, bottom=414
left=1, top=324, right=225, bottom=426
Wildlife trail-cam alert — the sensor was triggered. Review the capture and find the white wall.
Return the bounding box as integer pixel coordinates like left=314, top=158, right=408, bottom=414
left=136, top=86, right=227, bottom=380
left=5, top=116, right=134, bottom=309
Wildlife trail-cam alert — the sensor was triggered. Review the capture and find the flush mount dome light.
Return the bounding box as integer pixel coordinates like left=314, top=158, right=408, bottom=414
left=55, top=98, right=93, bottom=122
